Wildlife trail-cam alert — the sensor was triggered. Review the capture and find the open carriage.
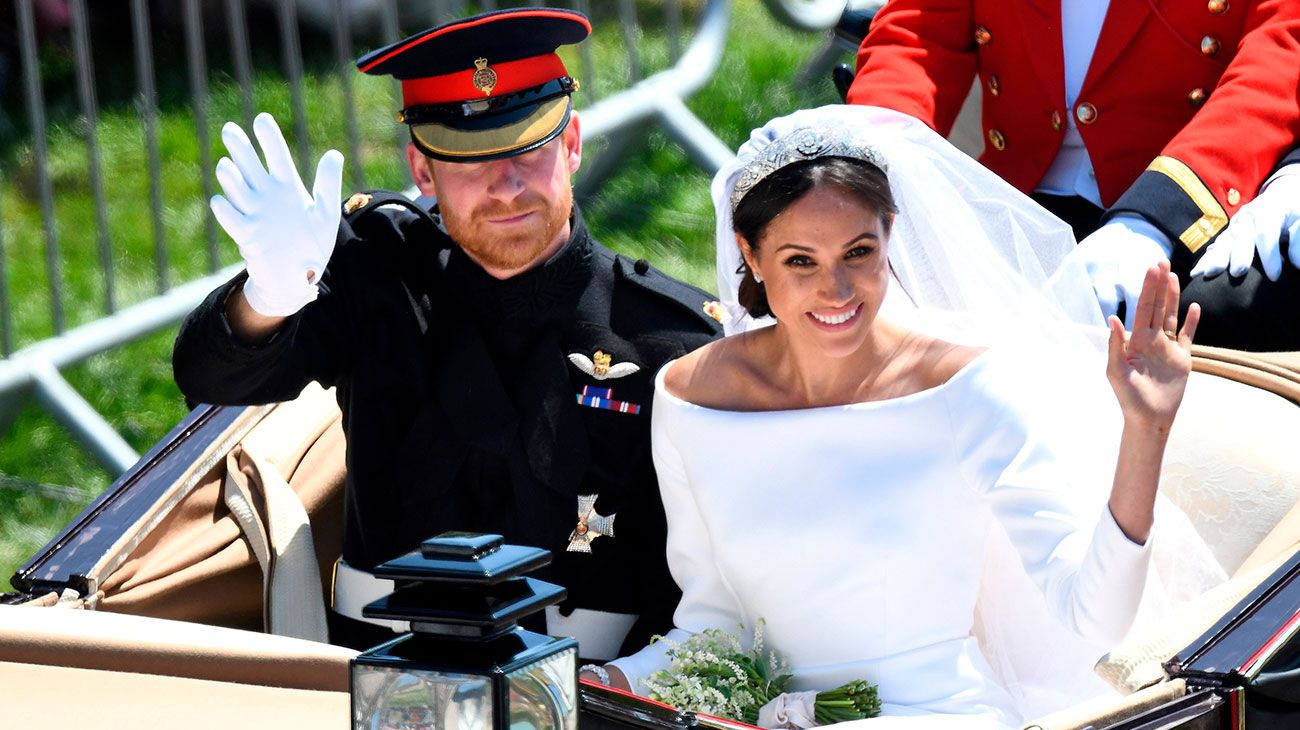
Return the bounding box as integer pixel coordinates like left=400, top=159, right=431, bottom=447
left=4, top=346, right=1300, bottom=729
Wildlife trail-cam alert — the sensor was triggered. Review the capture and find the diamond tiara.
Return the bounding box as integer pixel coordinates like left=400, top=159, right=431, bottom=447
left=729, top=125, right=888, bottom=212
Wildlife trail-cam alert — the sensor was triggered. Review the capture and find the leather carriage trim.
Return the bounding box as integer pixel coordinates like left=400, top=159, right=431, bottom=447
left=1169, top=548, right=1300, bottom=679
left=86, top=404, right=274, bottom=595
left=1239, top=604, right=1300, bottom=679
left=1146, top=156, right=1227, bottom=253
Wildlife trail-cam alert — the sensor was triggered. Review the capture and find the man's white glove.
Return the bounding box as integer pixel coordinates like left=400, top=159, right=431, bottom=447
left=1189, top=166, right=1300, bottom=281
left=211, top=112, right=344, bottom=317
left=1074, top=215, right=1175, bottom=327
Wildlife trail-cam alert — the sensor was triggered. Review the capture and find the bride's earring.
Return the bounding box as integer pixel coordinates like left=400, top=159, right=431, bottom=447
left=752, top=270, right=763, bottom=284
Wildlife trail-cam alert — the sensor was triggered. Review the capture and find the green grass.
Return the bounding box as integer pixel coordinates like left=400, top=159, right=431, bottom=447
left=0, top=0, right=841, bottom=587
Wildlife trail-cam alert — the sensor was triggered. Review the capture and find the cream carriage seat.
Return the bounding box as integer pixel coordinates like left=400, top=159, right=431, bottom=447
left=1162, top=369, right=1300, bottom=578
left=0, top=603, right=354, bottom=729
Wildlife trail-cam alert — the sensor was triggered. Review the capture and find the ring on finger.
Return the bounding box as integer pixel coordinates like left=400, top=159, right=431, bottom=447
left=1164, top=329, right=1178, bottom=340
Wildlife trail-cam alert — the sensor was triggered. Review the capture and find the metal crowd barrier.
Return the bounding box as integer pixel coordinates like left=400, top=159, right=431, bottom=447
left=0, top=0, right=838, bottom=476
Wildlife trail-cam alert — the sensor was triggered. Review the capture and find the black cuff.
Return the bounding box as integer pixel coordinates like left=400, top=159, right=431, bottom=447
left=1104, top=156, right=1228, bottom=268
left=1269, top=147, right=1300, bottom=177
left=199, top=272, right=309, bottom=365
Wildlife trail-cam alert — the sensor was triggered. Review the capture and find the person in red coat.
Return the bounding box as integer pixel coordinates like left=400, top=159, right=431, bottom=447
left=847, top=0, right=1300, bottom=350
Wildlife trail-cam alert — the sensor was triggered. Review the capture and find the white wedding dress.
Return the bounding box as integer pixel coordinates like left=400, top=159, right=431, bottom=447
left=609, top=348, right=1153, bottom=728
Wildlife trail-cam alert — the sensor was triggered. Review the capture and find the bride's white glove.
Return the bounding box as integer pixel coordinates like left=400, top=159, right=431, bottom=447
left=210, top=112, right=344, bottom=317
left=1075, top=215, right=1174, bottom=328
left=1189, top=165, right=1300, bottom=281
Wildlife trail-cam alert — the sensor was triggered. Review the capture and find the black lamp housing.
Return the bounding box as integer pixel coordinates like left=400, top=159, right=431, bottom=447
left=350, top=532, right=579, bottom=730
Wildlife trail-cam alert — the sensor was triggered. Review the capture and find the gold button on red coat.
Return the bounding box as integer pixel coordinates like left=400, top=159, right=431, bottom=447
left=1201, top=36, right=1221, bottom=57
left=987, top=75, right=1000, bottom=96
left=987, top=129, right=1007, bottom=150
left=1188, top=88, right=1208, bottom=108
left=1208, top=0, right=1229, bottom=15
left=975, top=26, right=992, bottom=45
left=1050, top=111, right=1063, bottom=131
left=1076, top=102, right=1098, bottom=125
left=1227, top=188, right=1241, bottom=205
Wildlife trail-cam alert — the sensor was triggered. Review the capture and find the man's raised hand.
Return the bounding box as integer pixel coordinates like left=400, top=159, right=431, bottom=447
left=211, top=112, right=344, bottom=317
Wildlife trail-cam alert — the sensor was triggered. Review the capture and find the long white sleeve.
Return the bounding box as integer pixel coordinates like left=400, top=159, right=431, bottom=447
left=608, top=386, right=745, bottom=694
left=948, top=351, right=1151, bottom=647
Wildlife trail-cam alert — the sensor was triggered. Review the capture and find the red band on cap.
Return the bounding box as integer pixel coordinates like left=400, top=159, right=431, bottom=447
left=401, top=54, right=568, bottom=107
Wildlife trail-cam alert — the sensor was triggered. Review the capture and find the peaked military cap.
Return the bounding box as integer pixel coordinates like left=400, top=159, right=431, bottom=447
left=356, top=7, right=590, bottom=163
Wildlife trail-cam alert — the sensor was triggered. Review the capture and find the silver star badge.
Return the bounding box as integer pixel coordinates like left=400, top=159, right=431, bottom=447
left=567, top=494, right=616, bottom=553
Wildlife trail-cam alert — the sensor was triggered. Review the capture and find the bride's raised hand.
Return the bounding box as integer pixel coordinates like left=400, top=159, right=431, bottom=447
left=1105, top=260, right=1200, bottom=432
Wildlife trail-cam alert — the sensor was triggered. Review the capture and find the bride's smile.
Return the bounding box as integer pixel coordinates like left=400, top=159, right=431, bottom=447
left=808, top=302, right=862, bottom=328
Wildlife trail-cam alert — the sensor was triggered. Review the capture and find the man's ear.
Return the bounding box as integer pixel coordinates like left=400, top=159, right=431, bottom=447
left=406, top=143, right=438, bottom=198
left=562, top=111, right=582, bottom=175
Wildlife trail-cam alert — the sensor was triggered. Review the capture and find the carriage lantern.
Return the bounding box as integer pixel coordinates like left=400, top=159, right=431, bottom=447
left=350, top=532, right=578, bottom=730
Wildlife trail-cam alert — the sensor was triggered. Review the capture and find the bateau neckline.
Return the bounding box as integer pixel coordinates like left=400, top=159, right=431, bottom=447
left=656, top=348, right=993, bottom=415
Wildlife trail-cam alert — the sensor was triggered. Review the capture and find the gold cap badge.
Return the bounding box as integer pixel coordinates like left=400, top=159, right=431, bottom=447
left=472, top=58, right=498, bottom=96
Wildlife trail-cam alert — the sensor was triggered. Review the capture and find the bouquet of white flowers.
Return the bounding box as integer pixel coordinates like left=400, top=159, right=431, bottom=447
left=643, top=621, right=880, bottom=728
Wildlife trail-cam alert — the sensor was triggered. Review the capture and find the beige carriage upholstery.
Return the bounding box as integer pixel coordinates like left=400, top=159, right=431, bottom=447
left=1160, top=349, right=1300, bottom=577
left=0, top=661, right=349, bottom=730
left=0, top=603, right=356, bottom=691
left=93, top=382, right=347, bottom=635
left=0, top=613, right=352, bottom=730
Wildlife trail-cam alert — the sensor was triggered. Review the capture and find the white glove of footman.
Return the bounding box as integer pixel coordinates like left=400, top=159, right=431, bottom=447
left=1075, top=215, right=1174, bottom=328
left=1190, top=166, right=1300, bottom=281
left=211, top=112, right=344, bottom=317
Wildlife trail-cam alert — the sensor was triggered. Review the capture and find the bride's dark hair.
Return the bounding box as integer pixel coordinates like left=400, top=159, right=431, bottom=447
left=732, top=156, right=896, bottom=318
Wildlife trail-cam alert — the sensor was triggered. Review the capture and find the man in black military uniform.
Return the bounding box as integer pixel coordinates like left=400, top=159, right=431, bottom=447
left=172, top=8, right=722, bottom=660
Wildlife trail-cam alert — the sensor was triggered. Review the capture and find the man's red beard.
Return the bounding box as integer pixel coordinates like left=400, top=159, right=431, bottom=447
left=442, top=186, right=573, bottom=273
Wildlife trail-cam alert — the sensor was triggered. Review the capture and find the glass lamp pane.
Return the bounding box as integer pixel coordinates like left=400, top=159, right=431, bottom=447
left=353, top=665, right=494, bottom=730
left=506, top=647, right=577, bottom=730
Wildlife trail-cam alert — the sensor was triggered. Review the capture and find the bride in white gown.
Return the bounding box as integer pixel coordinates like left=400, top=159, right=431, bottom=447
left=594, top=105, right=1210, bottom=728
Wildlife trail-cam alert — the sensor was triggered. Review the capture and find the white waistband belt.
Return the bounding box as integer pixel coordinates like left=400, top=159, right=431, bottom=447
left=331, top=559, right=407, bottom=633
left=544, top=605, right=638, bottom=661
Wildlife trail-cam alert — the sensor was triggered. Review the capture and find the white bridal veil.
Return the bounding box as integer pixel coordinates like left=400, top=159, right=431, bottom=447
left=710, top=105, right=1225, bottom=719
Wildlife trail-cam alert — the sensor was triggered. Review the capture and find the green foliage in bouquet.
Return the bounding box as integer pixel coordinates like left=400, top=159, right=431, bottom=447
left=643, top=621, right=880, bottom=727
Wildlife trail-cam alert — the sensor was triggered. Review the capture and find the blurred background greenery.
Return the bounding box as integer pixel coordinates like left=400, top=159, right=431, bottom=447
left=0, top=0, right=842, bottom=585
